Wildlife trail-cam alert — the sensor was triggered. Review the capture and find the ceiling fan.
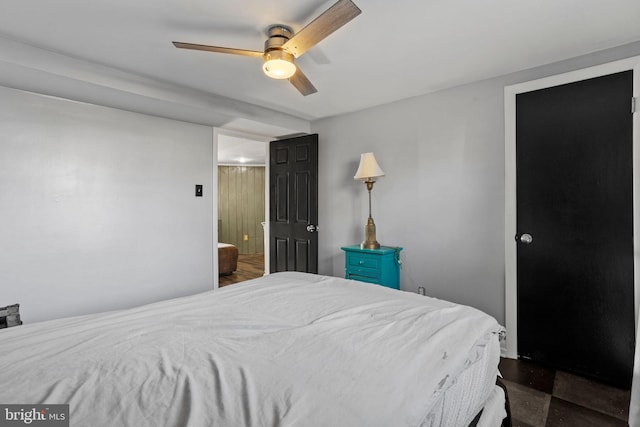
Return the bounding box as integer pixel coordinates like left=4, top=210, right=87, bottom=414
left=172, top=0, right=361, bottom=96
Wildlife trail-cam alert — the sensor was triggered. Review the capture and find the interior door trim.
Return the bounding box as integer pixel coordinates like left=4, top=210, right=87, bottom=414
left=504, top=56, right=640, bottom=359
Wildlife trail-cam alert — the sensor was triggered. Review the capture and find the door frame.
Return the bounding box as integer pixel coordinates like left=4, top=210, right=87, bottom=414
left=504, top=56, right=640, bottom=358
left=213, top=128, right=271, bottom=289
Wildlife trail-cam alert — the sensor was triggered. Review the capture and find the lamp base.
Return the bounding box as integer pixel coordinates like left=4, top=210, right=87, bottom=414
left=362, top=217, right=380, bottom=249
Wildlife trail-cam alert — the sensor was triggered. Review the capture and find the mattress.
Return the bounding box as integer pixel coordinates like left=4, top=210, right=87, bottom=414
left=425, top=325, right=503, bottom=426
left=0, top=272, right=504, bottom=426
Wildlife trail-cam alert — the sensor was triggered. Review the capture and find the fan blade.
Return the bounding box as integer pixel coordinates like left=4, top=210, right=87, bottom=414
left=172, top=42, right=263, bottom=58
left=289, top=67, right=317, bottom=96
left=283, top=0, right=361, bottom=58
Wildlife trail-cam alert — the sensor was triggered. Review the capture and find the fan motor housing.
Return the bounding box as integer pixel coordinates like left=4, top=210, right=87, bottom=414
left=264, top=25, right=293, bottom=52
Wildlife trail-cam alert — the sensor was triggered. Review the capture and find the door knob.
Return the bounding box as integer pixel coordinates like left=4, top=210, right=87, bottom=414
left=516, top=233, right=533, bottom=244
left=306, top=224, right=318, bottom=233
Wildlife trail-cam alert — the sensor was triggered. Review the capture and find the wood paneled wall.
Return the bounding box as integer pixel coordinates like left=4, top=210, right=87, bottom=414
left=218, top=166, right=265, bottom=254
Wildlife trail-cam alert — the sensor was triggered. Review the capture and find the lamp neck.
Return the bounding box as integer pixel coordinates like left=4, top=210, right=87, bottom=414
left=364, top=179, right=375, bottom=219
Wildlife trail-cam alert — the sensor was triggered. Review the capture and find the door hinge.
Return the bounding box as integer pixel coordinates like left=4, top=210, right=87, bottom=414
left=633, top=97, right=637, bottom=114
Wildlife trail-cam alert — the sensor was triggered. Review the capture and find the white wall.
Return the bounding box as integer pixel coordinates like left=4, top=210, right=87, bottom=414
left=0, top=87, right=214, bottom=323
left=313, top=82, right=505, bottom=321
left=312, top=40, right=640, bottom=325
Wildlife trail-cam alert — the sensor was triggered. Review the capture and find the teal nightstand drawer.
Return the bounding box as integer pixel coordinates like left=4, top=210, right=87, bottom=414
left=347, top=255, right=379, bottom=270
left=347, top=274, right=380, bottom=284
left=341, top=245, right=402, bottom=290
left=347, top=266, right=380, bottom=280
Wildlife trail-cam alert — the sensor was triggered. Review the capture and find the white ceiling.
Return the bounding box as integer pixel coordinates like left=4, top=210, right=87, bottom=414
left=218, top=135, right=266, bottom=165
left=2, top=0, right=640, bottom=124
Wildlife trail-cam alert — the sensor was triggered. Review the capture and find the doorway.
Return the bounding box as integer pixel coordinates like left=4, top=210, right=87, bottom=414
left=504, top=57, right=640, bottom=380
left=215, top=131, right=270, bottom=287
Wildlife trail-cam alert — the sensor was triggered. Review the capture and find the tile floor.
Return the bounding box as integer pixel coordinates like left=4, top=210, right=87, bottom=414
left=499, top=358, right=631, bottom=426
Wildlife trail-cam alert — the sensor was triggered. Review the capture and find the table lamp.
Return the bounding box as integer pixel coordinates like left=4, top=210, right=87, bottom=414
left=354, top=152, right=385, bottom=249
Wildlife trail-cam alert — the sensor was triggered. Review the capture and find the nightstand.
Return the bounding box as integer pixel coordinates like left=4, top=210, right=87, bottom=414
left=341, top=245, right=402, bottom=289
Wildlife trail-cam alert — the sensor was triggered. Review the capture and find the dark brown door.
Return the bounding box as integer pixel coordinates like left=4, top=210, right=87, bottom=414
left=269, top=134, right=318, bottom=273
left=516, top=70, right=634, bottom=388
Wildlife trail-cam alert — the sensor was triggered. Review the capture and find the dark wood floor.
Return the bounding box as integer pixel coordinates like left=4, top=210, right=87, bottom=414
left=500, top=357, right=630, bottom=426
left=219, top=253, right=264, bottom=287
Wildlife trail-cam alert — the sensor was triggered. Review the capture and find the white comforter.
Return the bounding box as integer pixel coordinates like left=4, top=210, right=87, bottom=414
left=0, top=272, right=502, bottom=427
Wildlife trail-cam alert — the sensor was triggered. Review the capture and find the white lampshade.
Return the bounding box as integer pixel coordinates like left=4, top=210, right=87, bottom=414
left=354, top=152, right=385, bottom=180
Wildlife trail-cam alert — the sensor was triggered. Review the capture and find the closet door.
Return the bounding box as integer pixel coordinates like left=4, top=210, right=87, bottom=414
left=516, top=70, right=634, bottom=387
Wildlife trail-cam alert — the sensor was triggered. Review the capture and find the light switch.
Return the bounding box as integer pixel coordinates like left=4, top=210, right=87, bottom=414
left=195, top=184, right=203, bottom=197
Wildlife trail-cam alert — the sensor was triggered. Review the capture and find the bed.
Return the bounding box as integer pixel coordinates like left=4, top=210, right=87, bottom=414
left=218, top=242, right=238, bottom=275
left=0, top=272, right=507, bottom=426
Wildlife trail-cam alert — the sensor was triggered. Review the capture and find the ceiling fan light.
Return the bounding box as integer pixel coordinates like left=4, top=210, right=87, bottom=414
left=262, top=51, right=296, bottom=79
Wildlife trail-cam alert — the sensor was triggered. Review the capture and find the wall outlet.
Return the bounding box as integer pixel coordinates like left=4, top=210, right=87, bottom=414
left=243, top=234, right=249, bottom=241
left=418, top=287, right=425, bottom=296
